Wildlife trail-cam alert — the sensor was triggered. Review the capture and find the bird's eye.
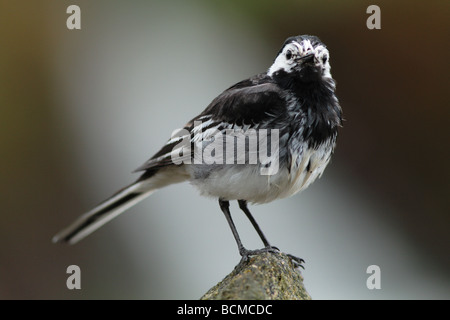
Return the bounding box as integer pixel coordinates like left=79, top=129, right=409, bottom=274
left=286, top=50, right=292, bottom=60
left=322, top=56, right=328, bottom=64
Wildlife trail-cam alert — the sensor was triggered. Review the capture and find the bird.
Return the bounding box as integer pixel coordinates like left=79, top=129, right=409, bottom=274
left=53, top=35, right=343, bottom=265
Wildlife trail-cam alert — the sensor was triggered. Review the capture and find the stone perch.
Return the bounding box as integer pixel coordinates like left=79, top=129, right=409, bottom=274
left=201, top=251, right=311, bottom=300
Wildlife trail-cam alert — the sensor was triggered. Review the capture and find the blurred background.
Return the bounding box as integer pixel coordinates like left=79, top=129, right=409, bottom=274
left=0, top=0, right=449, bottom=299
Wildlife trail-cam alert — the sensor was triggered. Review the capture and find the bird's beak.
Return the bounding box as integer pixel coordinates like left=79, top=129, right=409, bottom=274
left=297, top=53, right=315, bottom=63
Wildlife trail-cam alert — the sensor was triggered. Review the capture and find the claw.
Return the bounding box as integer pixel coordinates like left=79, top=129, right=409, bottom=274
left=286, top=253, right=305, bottom=269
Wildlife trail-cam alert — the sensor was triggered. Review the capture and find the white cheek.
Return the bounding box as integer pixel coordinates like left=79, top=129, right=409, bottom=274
left=315, top=47, right=332, bottom=78
left=267, top=43, right=300, bottom=76
left=267, top=55, right=294, bottom=76
left=322, top=65, right=332, bottom=78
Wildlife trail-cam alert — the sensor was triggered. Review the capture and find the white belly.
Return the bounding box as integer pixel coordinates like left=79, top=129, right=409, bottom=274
left=187, top=140, right=334, bottom=204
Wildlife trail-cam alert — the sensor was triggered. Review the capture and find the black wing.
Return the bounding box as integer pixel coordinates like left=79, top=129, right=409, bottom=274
left=134, top=73, right=290, bottom=175
left=199, top=73, right=288, bottom=126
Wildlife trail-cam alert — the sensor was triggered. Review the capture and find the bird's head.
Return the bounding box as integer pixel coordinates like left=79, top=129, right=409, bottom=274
left=268, top=35, right=331, bottom=82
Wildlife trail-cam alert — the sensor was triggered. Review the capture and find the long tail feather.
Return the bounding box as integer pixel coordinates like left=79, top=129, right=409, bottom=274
left=52, top=181, right=155, bottom=244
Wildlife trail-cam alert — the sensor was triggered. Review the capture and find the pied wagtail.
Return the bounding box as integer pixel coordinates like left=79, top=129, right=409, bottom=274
left=53, top=35, right=343, bottom=265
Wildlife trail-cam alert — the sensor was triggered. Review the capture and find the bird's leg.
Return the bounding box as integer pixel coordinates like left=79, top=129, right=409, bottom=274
left=219, top=199, right=278, bottom=260
left=219, top=199, right=303, bottom=267
left=219, top=199, right=247, bottom=257
left=238, top=200, right=305, bottom=269
left=237, top=200, right=273, bottom=249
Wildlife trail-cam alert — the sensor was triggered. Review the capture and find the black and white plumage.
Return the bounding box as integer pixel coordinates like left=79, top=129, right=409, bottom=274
left=53, top=35, right=342, bottom=262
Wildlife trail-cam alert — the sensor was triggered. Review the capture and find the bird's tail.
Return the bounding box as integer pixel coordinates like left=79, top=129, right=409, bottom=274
left=52, top=180, right=156, bottom=245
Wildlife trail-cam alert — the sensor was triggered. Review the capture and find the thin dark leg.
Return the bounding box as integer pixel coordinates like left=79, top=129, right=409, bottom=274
left=238, top=200, right=271, bottom=248
left=238, top=200, right=305, bottom=269
left=219, top=199, right=247, bottom=256
left=219, top=199, right=292, bottom=263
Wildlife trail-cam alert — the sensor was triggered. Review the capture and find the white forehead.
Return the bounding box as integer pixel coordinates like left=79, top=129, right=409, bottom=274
left=268, top=40, right=331, bottom=78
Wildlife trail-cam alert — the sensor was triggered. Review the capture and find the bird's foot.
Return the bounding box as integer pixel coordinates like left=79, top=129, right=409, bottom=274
left=239, top=245, right=280, bottom=262
left=286, top=253, right=305, bottom=269
left=239, top=246, right=305, bottom=269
